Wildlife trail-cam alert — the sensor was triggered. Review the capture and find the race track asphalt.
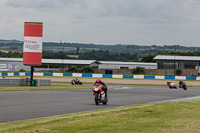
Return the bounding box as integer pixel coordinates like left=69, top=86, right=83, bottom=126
left=0, top=84, right=200, bottom=123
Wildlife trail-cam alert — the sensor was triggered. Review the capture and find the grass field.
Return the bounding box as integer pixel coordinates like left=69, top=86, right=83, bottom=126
left=0, top=50, right=9, bottom=53
left=67, top=55, right=79, bottom=58
left=0, top=84, right=91, bottom=91
left=0, top=99, right=200, bottom=133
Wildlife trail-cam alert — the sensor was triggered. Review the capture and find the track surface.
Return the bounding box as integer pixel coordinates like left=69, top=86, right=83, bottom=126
left=0, top=84, right=200, bottom=123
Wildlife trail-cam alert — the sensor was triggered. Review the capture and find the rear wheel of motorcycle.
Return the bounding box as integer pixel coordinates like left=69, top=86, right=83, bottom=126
left=95, top=93, right=99, bottom=105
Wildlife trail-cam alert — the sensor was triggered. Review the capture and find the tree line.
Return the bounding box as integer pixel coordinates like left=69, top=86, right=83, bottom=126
left=1, top=40, right=200, bottom=56
left=2, top=50, right=200, bottom=62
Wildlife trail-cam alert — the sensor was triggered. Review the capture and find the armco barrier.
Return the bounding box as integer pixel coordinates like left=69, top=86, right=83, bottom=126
left=175, top=76, right=186, bottom=80
left=165, top=76, right=175, bottom=80
left=0, top=79, right=51, bottom=86
left=0, top=72, right=199, bottom=80
left=144, top=75, right=155, bottom=79
left=63, top=73, right=73, bottom=76
left=123, top=75, right=133, bottom=78
left=103, top=74, right=112, bottom=78
left=186, top=76, right=196, bottom=80
left=0, top=79, right=21, bottom=86
left=82, top=74, right=92, bottom=77
left=2, top=73, right=8, bottom=76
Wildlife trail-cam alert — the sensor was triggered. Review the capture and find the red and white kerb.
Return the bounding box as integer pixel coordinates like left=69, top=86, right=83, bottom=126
left=23, top=22, right=43, bottom=65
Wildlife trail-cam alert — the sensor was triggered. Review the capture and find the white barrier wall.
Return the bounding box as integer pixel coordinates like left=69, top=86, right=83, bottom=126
left=92, top=74, right=103, bottom=78
left=53, top=73, right=63, bottom=76
left=34, top=73, right=43, bottom=76
left=134, top=75, right=144, bottom=79
left=1, top=72, right=199, bottom=80
left=175, top=76, right=186, bottom=80
left=73, top=73, right=82, bottom=77
left=155, top=76, right=165, bottom=79
left=196, top=77, right=200, bottom=80
left=112, top=75, right=123, bottom=78
left=19, top=73, right=26, bottom=76
left=7, top=73, right=14, bottom=76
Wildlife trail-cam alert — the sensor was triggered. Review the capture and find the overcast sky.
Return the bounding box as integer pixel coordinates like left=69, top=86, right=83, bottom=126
left=1, top=0, right=200, bottom=46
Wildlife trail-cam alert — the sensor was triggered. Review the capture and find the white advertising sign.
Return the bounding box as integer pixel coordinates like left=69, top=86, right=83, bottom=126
left=23, top=37, right=42, bottom=52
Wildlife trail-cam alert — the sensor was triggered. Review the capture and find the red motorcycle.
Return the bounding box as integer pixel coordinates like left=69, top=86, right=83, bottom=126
left=92, top=83, right=108, bottom=105
left=167, top=81, right=177, bottom=89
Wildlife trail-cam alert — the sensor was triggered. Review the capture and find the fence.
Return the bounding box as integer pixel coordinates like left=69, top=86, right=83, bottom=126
left=0, top=72, right=199, bottom=80
left=0, top=78, right=51, bottom=86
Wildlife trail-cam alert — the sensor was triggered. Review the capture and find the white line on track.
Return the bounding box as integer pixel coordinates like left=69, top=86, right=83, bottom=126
left=150, top=96, right=200, bottom=103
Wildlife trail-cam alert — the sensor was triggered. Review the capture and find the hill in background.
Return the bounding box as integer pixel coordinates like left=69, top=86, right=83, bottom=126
left=0, top=39, right=200, bottom=62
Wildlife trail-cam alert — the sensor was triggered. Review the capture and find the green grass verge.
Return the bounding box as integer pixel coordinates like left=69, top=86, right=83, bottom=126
left=67, top=55, right=79, bottom=58
left=0, top=84, right=92, bottom=91
left=1, top=99, right=200, bottom=133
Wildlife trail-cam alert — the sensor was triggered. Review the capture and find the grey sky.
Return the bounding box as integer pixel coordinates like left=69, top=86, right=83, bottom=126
left=1, top=0, right=200, bottom=46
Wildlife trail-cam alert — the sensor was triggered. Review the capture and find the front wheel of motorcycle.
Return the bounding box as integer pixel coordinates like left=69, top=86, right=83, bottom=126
left=103, top=94, right=108, bottom=105
left=183, top=85, right=187, bottom=90
left=95, top=93, right=100, bottom=105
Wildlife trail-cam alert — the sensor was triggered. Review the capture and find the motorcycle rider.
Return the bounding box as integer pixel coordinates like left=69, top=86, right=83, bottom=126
left=167, top=81, right=176, bottom=88
left=179, top=80, right=186, bottom=88
left=73, top=77, right=79, bottom=83
left=93, top=78, right=107, bottom=100
left=167, top=81, right=171, bottom=87
left=179, top=80, right=184, bottom=86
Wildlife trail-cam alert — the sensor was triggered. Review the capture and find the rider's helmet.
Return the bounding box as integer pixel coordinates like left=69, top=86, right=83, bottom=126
left=96, top=78, right=101, bottom=83
left=167, top=81, right=169, bottom=85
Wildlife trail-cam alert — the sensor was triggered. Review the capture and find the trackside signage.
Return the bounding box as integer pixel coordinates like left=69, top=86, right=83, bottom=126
left=23, top=22, right=43, bottom=65
left=23, top=37, right=42, bottom=52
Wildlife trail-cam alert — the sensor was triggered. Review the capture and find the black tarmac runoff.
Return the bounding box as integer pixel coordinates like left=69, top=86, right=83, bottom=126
left=0, top=85, right=200, bottom=123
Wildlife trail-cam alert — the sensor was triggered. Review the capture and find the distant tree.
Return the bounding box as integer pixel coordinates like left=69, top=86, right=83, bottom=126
left=79, top=66, right=94, bottom=73
left=10, top=46, right=18, bottom=50
left=43, top=50, right=54, bottom=59
left=176, top=69, right=182, bottom=75
left=76, top=47, right=79, bottom=55
left=19, top=69, right=26, bottom=72
left=65, top=66, right=77, bottom=73
left=132, top=66, right=144, bottom=74
left=47, top=70, right=53, bottom=72
left=140, top=54, right=156, bottom=62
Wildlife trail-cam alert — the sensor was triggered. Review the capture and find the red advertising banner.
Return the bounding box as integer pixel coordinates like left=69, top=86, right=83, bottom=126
left=23, top=22, right=43, bottom=65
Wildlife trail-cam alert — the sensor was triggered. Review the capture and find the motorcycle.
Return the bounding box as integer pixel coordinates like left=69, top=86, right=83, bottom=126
left=167, top=81, right=177, bottom=89
left=179, top=81, right=187, bottom=90
left=71, top=79, right=82, bottom=85
left=92, top=83, right=108, bottom=105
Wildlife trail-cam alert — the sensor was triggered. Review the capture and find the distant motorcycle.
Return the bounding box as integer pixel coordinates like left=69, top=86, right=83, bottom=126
left=92, top=83, right=108, bottom=105
left=167, top=81, right=177, bottom=89
left=71, top=79, right=82, bottom=85
left=179, top=81, right=187, bottom=90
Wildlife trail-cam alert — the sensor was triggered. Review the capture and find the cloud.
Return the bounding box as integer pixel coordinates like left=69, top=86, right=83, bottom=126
left=1, top=0, right=200, bottom=46
left=6, top=0, right=61, bottom=9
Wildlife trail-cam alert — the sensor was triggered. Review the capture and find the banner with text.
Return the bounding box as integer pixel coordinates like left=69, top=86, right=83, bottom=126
left=23, top=22, right=43, bottom=65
